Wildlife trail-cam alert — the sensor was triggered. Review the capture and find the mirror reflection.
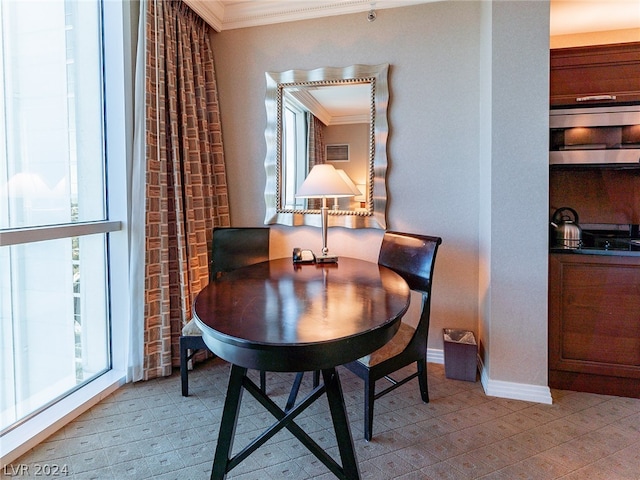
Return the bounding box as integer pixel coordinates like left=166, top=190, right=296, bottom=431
left=281, top=83, right=370, bottom=212
left=264, top=64, right=389, bottom=230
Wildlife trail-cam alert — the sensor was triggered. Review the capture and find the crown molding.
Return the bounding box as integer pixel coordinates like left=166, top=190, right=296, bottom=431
left=221, top=0, right=434, bottom=30
left=185, top=1, right=640, bottom=35
left=289, top=89, right=332, bottom=125
left=183, top=0, right=225, bottom=32
left=187, top=0, right=436, bottom=32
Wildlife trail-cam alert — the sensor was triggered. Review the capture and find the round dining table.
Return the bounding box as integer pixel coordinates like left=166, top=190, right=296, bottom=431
left=194, top=257, right=410, bottom=480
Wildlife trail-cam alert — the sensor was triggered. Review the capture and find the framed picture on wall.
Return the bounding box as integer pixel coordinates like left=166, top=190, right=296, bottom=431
left=326, top=144, right=349, bottom=162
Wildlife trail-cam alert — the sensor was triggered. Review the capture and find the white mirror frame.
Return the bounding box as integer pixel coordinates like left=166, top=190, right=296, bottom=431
left=264, top=63, right=389, bottom=229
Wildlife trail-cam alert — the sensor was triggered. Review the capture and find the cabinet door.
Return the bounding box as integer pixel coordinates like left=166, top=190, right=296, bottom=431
left=549, top=254, right=640, bottom=379
left=550, top=42, right=640, bottom=107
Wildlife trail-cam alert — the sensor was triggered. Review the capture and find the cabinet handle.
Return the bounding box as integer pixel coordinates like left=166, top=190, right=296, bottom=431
left=576, top=95, right=617, bottom=102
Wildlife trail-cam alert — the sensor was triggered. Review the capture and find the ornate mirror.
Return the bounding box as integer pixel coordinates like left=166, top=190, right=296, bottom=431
left=264, top=63, right=389, bottom=229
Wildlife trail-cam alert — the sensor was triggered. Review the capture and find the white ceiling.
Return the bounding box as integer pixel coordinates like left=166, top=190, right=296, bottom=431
left=185, top=0, right=640, bottom=34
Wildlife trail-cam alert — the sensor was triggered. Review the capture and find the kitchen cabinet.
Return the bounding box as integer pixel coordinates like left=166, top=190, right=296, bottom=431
left=549, top=253, right=640, bottom=397
left=550, top=42, right=640, bottom=107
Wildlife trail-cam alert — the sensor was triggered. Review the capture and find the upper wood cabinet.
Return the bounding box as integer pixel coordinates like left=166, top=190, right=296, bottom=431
left=550, top=42, right=640, bottom=107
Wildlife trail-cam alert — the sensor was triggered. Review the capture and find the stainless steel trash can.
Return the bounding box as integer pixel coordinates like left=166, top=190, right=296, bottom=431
left=443, top=329, right=478, bottom=382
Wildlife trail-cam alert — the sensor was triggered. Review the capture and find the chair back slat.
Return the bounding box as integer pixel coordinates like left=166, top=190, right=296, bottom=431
left=378, top=231, right=442, bottom=294
left=210, top=227, right=270, bottom=280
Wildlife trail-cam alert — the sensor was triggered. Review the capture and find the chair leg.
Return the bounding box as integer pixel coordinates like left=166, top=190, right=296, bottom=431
left=364, top=377, right=375, bottom=441
left=285, top=372, right=305, bottom=411
left=180, top=337, right=189, bottom=397
left=260, top=371, right=266, bottom=393
left=417, top=358, right=429, bottom=403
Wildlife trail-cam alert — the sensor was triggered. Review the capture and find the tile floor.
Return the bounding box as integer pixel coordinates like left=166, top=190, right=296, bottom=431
left=5, top=358, right=640, bottom=479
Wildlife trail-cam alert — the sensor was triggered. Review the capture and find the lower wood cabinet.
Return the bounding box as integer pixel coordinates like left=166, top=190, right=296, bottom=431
left=549, top=253, right=640, bottom=397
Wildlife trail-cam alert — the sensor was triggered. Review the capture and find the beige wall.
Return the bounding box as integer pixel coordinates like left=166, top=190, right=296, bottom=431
left=210, top=1, right=550, bottom=395
left=324, top=123, right=369, bottom=210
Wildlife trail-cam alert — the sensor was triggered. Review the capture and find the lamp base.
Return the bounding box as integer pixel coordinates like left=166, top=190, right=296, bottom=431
left=316, top=254, right=339, bottom=264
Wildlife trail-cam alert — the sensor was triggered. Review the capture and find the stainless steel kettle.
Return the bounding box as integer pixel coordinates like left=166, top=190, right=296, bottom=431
left=551, top=207, right=582, bottom=249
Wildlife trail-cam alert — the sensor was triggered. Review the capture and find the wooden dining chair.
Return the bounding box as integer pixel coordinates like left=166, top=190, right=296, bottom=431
left=343, top=231, right=442, bottom=440
left=180, top=227, right=270, bottom=396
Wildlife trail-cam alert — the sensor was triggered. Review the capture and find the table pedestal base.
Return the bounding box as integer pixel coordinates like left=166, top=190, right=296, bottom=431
left=211, top=365, right=360, bottom=480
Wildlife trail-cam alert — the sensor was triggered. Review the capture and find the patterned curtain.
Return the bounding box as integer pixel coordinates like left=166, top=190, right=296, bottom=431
left=143, top=0, right=230, bottom=379
left=307, top=113, right=325, bottom=209
left=307, top=112, right=325, bottom=169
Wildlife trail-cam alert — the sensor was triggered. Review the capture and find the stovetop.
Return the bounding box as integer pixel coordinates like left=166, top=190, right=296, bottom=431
left=551, top=223, right=640, bottom=256
left=581, top=224, right=640, bottom=251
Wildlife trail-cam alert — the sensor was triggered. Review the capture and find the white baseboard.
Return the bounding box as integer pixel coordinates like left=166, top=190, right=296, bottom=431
left=479, top=366, right=553, bottom=404
left=482, top=374, right=553, bottom=404
left=429, top=347, right=553, bottom=405
left=426, top=347, right=444, bottom=365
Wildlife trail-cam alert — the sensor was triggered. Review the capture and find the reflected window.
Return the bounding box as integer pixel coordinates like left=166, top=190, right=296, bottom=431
left=282, top=96, right=307, bottom=209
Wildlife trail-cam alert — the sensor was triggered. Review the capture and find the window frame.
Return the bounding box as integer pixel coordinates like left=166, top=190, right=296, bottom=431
left=0, top=0, right=132, bottom=465
left=282, top=95, right=308, bottom=209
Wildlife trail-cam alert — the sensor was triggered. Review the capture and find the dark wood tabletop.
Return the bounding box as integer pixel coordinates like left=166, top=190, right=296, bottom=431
left=195, top=256, right=410, bottom=479
left=194, top=257, right=411, bottom=372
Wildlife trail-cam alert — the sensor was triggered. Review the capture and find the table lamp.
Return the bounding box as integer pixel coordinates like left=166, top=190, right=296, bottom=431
left=354, top=184, right=367, bottom=209
left=333, top=169, right=362, bottom=210
left=296, top=164, right=355, bottom=263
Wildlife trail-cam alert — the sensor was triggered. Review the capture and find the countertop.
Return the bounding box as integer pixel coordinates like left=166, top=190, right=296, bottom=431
left=550, top=247, right=640, bottom=257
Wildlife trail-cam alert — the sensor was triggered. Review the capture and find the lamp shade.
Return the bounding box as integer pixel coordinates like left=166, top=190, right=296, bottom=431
left=354, top=184, right=367, bottom=202
left=295, top=164, right=357, bottom=198
left=336, top=169, right=362, bottom=196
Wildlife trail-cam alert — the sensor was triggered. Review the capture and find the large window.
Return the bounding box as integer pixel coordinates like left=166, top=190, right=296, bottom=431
left=0, top=0, right=124, bottom=437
